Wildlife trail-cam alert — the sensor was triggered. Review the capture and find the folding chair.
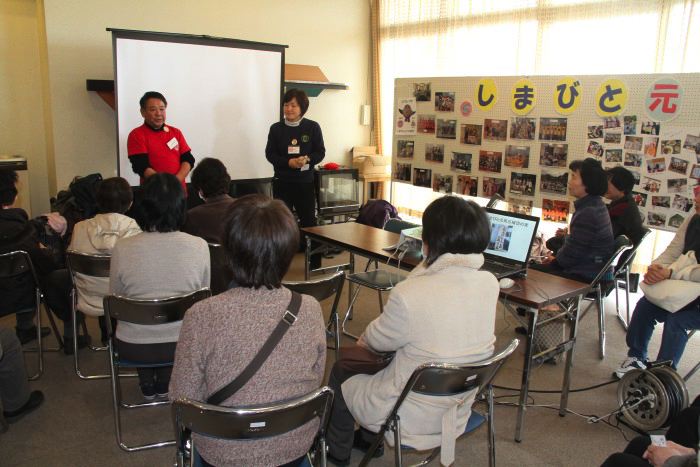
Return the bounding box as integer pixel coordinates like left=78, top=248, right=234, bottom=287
left=0, top=250, right=63, bottom=380
left=359, top=339, right=519, bottom=467
left=342, top=219, right=418, bottom=339
left=613, top=227, right=652, bottom=329
left=172, top=386, right=334, bottom=467
left=283, top=271, right=345, bottom=360
left=579, top=235, right=633, bottom=359
left=66, top=250, right=113, bottom=380
left=103, top=288, right=211, bottom=452
left=207, top=243, right=233, bottom=295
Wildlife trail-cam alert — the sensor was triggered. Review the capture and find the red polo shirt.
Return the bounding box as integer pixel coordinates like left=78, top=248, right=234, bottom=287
left=127, top=123, right=191, bottom=188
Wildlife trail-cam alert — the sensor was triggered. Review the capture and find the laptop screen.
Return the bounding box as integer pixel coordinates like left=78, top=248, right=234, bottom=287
left=484, top=208, right=540, bottom=264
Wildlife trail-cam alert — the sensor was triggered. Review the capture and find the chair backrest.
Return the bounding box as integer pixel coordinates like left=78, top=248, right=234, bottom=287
left=103, top=289, right=211, bottom=331
left=589, top=235, right=633, bottom=287
left=383, top=218, right=419, bottom=234
left=172, top=386, right=334, bottom=454
left=207, top=243, right=233, bottom=295
left=282, top=270, right=345, bottom=303
left=486, top=193, right=504, bottom=208
left=0, top=250, right=38, bottom=282
left=66, top=250, right=111, bottom=278
left=616, top=227, right=652, bottom=274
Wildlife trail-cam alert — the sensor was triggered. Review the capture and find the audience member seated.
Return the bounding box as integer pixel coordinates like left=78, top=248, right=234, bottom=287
left=0, top=169, right=75, bottom=346
left=0, top=327, right=44, bottom=427
left=68, top=177, right=141, bottom=344
left=615, top=189, right=700, bottom=377
left=534, top=158, right=614, bottom=283
left=110, top=173, right=210, bottom=400
left=601, top=395, right=699, bottom=467
left=182, top=157, right=236, bottom=244
left=170, top=194, right=326, bottom=467
left=605, top=166, right=645, bottom=246
left=325, top=196, right=499, bottom=465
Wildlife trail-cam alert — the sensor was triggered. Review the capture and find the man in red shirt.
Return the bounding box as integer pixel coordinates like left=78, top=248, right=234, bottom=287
left=127, top=92, right=195, bottom=190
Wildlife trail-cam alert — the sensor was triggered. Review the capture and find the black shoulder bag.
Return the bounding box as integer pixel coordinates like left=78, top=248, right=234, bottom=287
left=206, top=291, right=302, bottom=405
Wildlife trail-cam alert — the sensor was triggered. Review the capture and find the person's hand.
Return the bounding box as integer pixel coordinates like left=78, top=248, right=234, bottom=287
left=643, top=441, right=695, bottom=467
left=356, top=334, right=370, bottom=349
left=44, top=212, right=68, bottom=237
left=541, top=254, right=556, bottom=265
left=555, top=227, right=568, bottom=238
left=174, top=172, right=186, bottom=183
left=643, top=264, right=672, bottom=285
left=288, top=157, right=306, bottom=169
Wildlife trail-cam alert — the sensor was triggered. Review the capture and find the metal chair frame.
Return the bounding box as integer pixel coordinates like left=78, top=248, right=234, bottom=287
left=283, top=271, right=345, bottom=360
left=359, top=339, right=519, bottom=467
left=577, top=236, right=633, bottom=359
left=207, top=243, right=233, bottom=296
left=66, top=250, right=114, bottom=380
left=103, top=288, right=211, bottom=452
left=172, top=386, right=334, bottom=467
left=0, top=250, right=63, bottom=380
left=613, top=228, right=652, bottom=330
left=342, top=219, right=418, bottom=339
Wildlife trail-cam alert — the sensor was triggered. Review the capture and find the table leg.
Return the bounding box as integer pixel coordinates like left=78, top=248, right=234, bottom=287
left=559, top=295, right=582, bottom=416
left=515, top=307, right=537, bottom=443
left=347, top=252, right=355, bottom=320
left=304, top=236, right=311, bottom=280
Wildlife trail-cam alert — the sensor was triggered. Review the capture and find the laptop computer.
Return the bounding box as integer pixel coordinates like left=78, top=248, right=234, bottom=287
left=482, top=208, right=540, bottom=278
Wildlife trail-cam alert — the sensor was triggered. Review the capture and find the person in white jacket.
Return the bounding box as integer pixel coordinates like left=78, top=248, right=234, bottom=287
left=615, top=188, right=700, bottom=378
left=326, top=196, right=499, bottom=466
left=68, top=177, right=141, bottom=344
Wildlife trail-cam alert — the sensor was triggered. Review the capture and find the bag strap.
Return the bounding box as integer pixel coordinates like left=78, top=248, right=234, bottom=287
left=206, top=291, right=302, bottom=405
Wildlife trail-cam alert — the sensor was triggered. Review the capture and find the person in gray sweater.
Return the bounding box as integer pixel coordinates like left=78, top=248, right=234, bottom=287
left=110, top=173, right=210, bottom=400
left=170, top=194, right=326, bottom=467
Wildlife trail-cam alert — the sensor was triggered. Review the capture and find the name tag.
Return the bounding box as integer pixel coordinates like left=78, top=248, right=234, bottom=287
left=288, top=146, right=300, bottom=155
left=167, top=137, right=179, bottom=150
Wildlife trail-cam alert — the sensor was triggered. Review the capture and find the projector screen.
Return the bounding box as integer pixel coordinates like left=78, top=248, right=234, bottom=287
left=111, top=29, right=286, bottom=186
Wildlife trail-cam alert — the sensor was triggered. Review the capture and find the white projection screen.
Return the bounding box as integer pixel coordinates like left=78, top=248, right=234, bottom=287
left=111, top=29, right=286, bottom=186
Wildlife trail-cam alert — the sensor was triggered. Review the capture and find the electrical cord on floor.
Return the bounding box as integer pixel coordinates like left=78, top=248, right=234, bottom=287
left=493, top=378, right=618, bottom=394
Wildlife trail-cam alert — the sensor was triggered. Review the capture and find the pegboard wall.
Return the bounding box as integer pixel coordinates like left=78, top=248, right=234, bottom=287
left=392, top=73, right=700, bottom=231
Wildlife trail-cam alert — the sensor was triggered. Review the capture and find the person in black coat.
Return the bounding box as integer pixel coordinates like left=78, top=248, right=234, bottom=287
left=605, top=166, right=645, bottom=246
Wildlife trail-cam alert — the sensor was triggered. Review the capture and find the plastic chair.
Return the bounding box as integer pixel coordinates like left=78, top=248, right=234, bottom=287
left=66, top=250, right=114, bottom=380
left=342, top=219, right=419, bottom=339
left=207, top=243, right=233, bottom=295
left=103, top=288, right=211, bottom=452
left=358, top=339, right=520, bottom=467
left=283, top=271, right=345, bottom=360
left=172, top=386, right=334, bottom=467
left=613, top=228, right=652, bottom=329
left=0, top=250, right=63, bottom=380
left=579, top=235, right=633, bottom=359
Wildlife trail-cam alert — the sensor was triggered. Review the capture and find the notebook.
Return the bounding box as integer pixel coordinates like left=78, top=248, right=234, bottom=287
left=482, top=208, right=540, bottom=278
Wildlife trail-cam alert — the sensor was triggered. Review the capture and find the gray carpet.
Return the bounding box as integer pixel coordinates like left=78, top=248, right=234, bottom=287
left=1, top=251, right=698, bottom=466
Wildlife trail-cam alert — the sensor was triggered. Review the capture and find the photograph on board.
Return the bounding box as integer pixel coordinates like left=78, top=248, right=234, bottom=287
left=425, top=143, right=445, bottom=163
left=394, top=162, right=412, bottom=182
left=542, top=199, right=570, bottom=223
left=644, top=137, right=659, bottom=157
left=669, top=156, right=688, bottom=175
left=660, top=139, right=681, bottom=155
left=397, top=140, right=414, bottom=158
left=624, top=136, right=643, bottom=152
left=435, top=92, right=455, bottom=112
left=672, top=194, right=693, bottom=212
left=432, top=174, right=453, bottom=194
left=450, top=152, right=472, bottom=172
left=509, top=172, right=536, bottom=197
left=460, top=124, right=483, bottom=145
left=396, top=98, right=417, bottom=135
left=483, top=119, right=508, bottom=141
left=587, top=123, right=603, bottom=139
left=652, top=195, right=671, bottom=208
left=668, top=177, right=688, bottom=194
left=683, top=134, right=700, bottom=154
left=539, top=143, right=568, bottom=167
left=648, top=211, right=667, bottom=227
left=623, top=116, right=637, bottom=135
left=508, top=196, right=534, bottom=215
left=413, top=82, right=431, bottom=101
left=624, top=152, right=643, bottom=167
left=605, top=149, right=623, bottom=163
left=640, top=121, right=661, bottom=136
left=669, top=214, right=686, bottom=229
left=604, top=132, right=622, bottom=144
left=646, top=157, right=666, bottom=174
left=540, top=169, right=569, bottom=196
left=479, top=150, right=503, bottom=173
left=418, top=114, right=436, bottom=134
left=505, top=145, right=530, bottom=168
left=539, top=117, right=567, bottom=141
left=604, top=116, right=621, bottom=129
left=587, top=140, right=603, bottom=157
left=436, top=119, right=457, bottom=139
left=510, top=117, right=536, bottom=140
left=456, top=175, right=478, bottom=196
left=632, top=191, right=648, bottom=207
left=413, top=168, right=432, bottom=187
left=642, top=176, right=662, bottom=193
left=482, top=177, right=506, bottom=198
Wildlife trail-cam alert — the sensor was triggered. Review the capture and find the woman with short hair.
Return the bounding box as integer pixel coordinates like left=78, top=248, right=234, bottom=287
left=109, top=173, right=209, bottom=400
left=326, top=196, right=499, bottom=465
left=170, top=194, right=326, bottom=467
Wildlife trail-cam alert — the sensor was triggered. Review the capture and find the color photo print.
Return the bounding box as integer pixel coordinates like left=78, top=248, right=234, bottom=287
left=508, top=196, right=534, bottom=215
left=672, top=194, right=694, bottom=212
left=483, top=119, right=508, bottom=142
left=397, top=140, right=414, bottom=158
left=587, top=140, right=603, bottom=158
left=505, top=145, right=530, bottom=168
left=632, top=191, right=648, bottom=207
left=540, top=169, right=569, bottom=196
left=413, top=168, right=432, bottom=188
left=434, top=92, right=455, bottom=112
left=460, top=124, right=482, bottom=145
left=450, top=152, right=472, bottom=172
left=542, top=199, right=570, bottom=223
left=539, top=143, right=568, bottom=167
left=479, top=151, right=502, bottom=173
left=417, top=114, right=436, bottom=134
left=482, top=177, right=506, bottom=198
left=436, top=119, right=457, bottom=139
left=456, top=175, right=478, bottom=196
left=509, top=172, right=536, bottom=197
left=539, top=117, right=567, bottom=141
left=413, top=82, right=431, bottom=101
left=669, top=157, right=688, bottom=175
left=425, top=144, right=445, bottom=163
left=432, top=174, right=453, bottom=194
left=648, top=211, right=667, bottom=227
left=605, top=149, right=623, bottom=164
left=394, top=162, right=411, bottom=182
left=510, top=117, right=536, bottom=140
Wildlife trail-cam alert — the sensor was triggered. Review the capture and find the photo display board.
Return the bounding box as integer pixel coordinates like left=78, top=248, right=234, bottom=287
left=392, top=74, right=700, bottom=232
